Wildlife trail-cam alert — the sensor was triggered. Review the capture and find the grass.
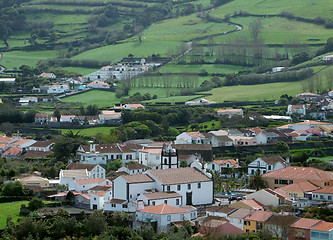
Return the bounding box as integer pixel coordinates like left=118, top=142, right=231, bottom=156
left=61, top=90, right=120, bottom=108
left=1, top=50, right=58, bottom=70
left=0, top=201, right=28, bottom=229
left=308, top=156, right=333, bottom=163
left=58, top=127, right=115, bottom=136
left=62, top=67, right=99, bottom=75
left=210, top=0, right=333, bottom=19
left=158, top=64, right=250, bottom=74
left=144, top=94, right=205, bottom=104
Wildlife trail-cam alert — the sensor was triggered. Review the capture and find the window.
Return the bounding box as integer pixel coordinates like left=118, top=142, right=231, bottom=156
left=164, top=200, right=168, bottom=204
left=188, top=184, right=191, bottom=190
left=94, top=198, right=96, bottom=200
left=320, top=195, right=324, bottom=200
left=244, top=221, right=250, bottom=226
left=268, top=165, right=271, bottom=170
left=122, top=204, right=128, bottom=208
left=212, top=164, right=215, bottom=170
left=177, top=185, right=181, bottom=191
left=93, top=174, right=95, bottom=178
left=328, top=196, right=332, bottom=201
left=111, top=204, right=116, bottom=207
left=167, top=215, right=171, bottom=221
left=181, top=214, right=185, bottom=220
left=176, top=199, right=179, bottom=205
left=167, top=186, right=171, bottom=192
left=152, top=201, right=155, bottom=206
left=198, top=183, right=201, bottom=189
left=130, top=194, right=132, bottom=199
left=246, top=229, right=249, bottom=233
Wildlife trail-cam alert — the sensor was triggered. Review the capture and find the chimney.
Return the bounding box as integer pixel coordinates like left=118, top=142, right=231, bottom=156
left=286, top=156, right=290, bottom=166
left=137, top=200, right=144, bottom=210
left=90, top=144, right=96, bottom=152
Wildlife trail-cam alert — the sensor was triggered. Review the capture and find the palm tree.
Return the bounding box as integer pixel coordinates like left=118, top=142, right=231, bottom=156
left=247, top=171, right=268, bottom=191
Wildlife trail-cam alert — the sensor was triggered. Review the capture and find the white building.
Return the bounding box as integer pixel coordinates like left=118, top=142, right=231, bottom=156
left=137, top=191, right=183, bottom=207
left=98, top=110, right=121, bottom=124
left=74, top=178, right=111, bottom=193
left=136, top=204, right=194, bottom=233
left=206, top=159, right=239, bottom=172
left=60, top=115, right=75, bottom=123
left=206, top=206, right=237, bottom=218
left=139, top=148, right=162, bottom=169
left=146, top=167, right=213, bottom=206
left=19, top=97, right=38, bottom=106
left=185, top=98, right=216, bottom=106
left=217, top=108, right=243, bottom=117
left=41, top=84, right=69, bottom=94
left=59, top=169, right=88, bottom=190
left=175, top=132, right=209, bottom=145
left=227, top=208, right=253, bottom=231
left=312, top=186, right=333, bottom=202
left=87, top=80, right=110, bottom=89
left=248, top=156, right=287, bottom=175
left=90, top=191, right=112, bottom=210
left=272, top=67, right=285, bottom=73
left=246, top=188, right=291, bottom=207
left=76, top=143, right=136, bottom=165
left=117, top=163, right=147, bottom=175
left=287, top=105, right=306, bottom=116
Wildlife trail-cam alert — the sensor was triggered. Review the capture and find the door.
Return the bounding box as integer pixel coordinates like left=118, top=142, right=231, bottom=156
left=186, top=192, right=192, bottom=205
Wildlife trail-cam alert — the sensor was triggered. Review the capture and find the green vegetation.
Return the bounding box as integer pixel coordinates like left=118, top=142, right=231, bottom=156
left=0, top=201, right=28, bottom=229
left=60, top=127, right=115, bottom=136
left=61, top=90, right=120, bottom=107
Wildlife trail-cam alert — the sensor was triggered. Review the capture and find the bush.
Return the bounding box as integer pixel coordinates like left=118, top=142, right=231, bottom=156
left=28, top=197, right=45, bottom=211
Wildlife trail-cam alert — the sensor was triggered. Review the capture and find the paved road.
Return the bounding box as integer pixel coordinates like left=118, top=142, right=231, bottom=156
left=0, top=52, right=6, bottom=73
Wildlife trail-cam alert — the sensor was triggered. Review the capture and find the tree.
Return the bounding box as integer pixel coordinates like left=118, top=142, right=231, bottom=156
left=249, top=18, right=262, bottom=42
left=53, top=109, right=61, bottom=122
left=248, top=171, right=268, bottom=191
left=107, top=159, right=122, bottom=172
left=1, top=180, right=25, bottom=196
left=52, top=135, right=86, bottom=162
left=28, top=197, right=44, bottom=211
left=83, top=210, right=107, bottom=236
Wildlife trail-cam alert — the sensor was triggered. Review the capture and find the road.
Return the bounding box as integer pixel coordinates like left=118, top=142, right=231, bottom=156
left=0, top=52, right=6, bottom=73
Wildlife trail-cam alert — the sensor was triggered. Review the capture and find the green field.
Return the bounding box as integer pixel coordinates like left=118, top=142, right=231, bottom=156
left=61, top=90, right=120, bottom=108
left=158, top=64, right=250, bottom=74
left=210, top=0, right=333, bottom=19
left=204, top=66, right=333, bottom=102
left=60, top=127, right=115, bottom=136
left=144, top=94, right=205, bottom=104
left=0, top=201, right=28, bottom=229
left=62, top=67, right=99, bottom=76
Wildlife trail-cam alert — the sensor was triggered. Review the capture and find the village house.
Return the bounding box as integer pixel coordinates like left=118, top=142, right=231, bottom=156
left=217, top=108, right=243, bottom=117
left=287, top=104, right=307, bottom=116
left=245, top=188, right=291, bottom=207
left=87, top=80, right=110, bottom=89
left=115, top=104, right=145, bottom=110
left=59, top=169, right=88, bottom=190
left=60, top=115, right=75, bottom=123
left=40, top=84, right=69, bottom=94
left=139, top=148, right=162, bottom=169
left=275, top=181, right=319, bottom=200
left=206, top=159, right=239, bottom=172
left=323, top=54, right=333, bottom=62
left=262, top=166, right=333, bottom=189
left=117, top=163, right=147, bottom=175
left=173, top=144, right=213, bottom=162
left=295, top=92, right=320, bottom=101
left=185, top=98, right=216, bottom=106
left=34, top=113, right=49, bottom=124
left=18, top=175, right=50, bottom=188
left=228, top=199, right=265, bottom=211
left=247, top=156, right=287, bottom=175
left=265, top=215, right=299, bottom=240
left=243, top=210, right=273, bottom=233
left=76, top=143, right=136, bottom=165
left=175, top=131, right=210, bottom=145
left=74, top=178, right=111, bottom=193
left=19, top=96, right=38, bottom=106
left=198, top=218, right=243, bottom=237
left=66, top=163, right=106, bottom=179
left=227, top=208, right=253, bottom=231
left=229, top=136, right=257, bottom=146
left=289, top=218, right=323, bottom=240
left=137, top=191, right=183, bottom=207
left=135, top=203, right=195, bottom=233
left=255, top=131, right=279, bottom=144
left=98, top=110, right=121, bottom=124
left=310, top=221, right=333, bottom=240
left=311, top=186, right=333, bottom=202
left=28, top=140, right=54, bottom=152
left=38, top=72, right=56, bottom=79
left=205, top=206, right=236, bottom=218
left=278, top=120, right=331, bottom=131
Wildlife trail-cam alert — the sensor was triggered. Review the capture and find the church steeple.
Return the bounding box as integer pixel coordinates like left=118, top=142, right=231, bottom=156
left=161, top=142, right=179, bottom=169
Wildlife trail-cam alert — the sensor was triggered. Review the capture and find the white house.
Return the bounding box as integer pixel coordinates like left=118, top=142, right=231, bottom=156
left=272, top=67, right=285, bottom=73
left=87, top=80, right=110, bottom=89
left=185, top=98, right=216, bottom=106
left=217, top=108, right=243, bottom=117
left=287, top=105, right=306, bottom=116
left=60, top=115, right=76, bottom=123
left=246, top=188, right=291, bottom=207
left=66, top=163, right=106, bottom=179
left=248, top=156, right=287, bottom=175
left=312, top=186, right=333, bottom=202
left=90, top=191, right=112, bottom=210
left=41, top=84, right=69, bottom=94
left=295, top=92, right=320, bottom=101
left=76, top=143, right=136, bottom=165
left=323, top=54, right=333, bottom=62
left=39, top=72, right=56, bottom=79
left=139, top=148, right=162, bottom=168
left=206, top=159, right=239, bottom=172
left=117, top=163, right=147, bottom=175
left=74, top=178, right=111, bottom=193
left=34, top=113, right=49, bottom=124
left=146, top=167, right=213, bottom=206
left=137, top=191, right=183, bottom=207
left=227, top=208, right=253, bottom=231
left=206, top=206, right=237, bottom=218
left=59, top=169, right=88, bottom=190
left=19, top=97, right=38, bottom=106
left=135, top=204, right=194, bottom=233
left=175, top=132, right=209, bottom=145
left=255, top=131, right=279, bottom=145
left=122, top=104, right=145, bottom=110
left=98, top=110, right=121, bottom=124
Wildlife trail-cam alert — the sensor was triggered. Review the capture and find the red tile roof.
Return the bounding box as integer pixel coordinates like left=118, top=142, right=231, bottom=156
left=138, top=204, right=188, bottom=215
left=107, top=198, right=127, bottom=204
left=30, top=141, right=53, bottom=148
left=75, top=178, right=105, bottom=185
left=312, top=186, right=333, bottom=194
left=185, top=131, right=206, bottom=138
left=2, top=147, right=22, bottom=156
left=66, top=163, right=98, bottom=171
left=276, top=181, right=319, bottom=193
left=92, top=191, right=108, bottom=197
left=213, top=159, right=239, bottom=168
left=143, top=191, right=181, bottom=200
left=121, top=174, right=154, bottom=184
left=311, top=221, right=333, bottom=232
left=262, top=166, right=333, bottom=182
left=237, top=199, right=265, bottom=210
left=290, top=218, right=323, bottom=229
left=20, top=151, right=52, bottom=159
left=244, top=211, right=273, bottom=222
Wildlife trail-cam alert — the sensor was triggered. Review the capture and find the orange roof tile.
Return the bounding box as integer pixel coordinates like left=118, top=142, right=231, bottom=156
left=138, top=204, right=188, bottom=215
left=2, top=147, right=22, bottom=156
left=92, top=191, right=108, bottom=197
left=244, top=211, right=273, bottom=222
left=262, top=167, right=333, bottom=182
left=186, top=131, right=206, bottom=138
left=239, top=199, right=265, bottom=210
left=276, top=181, right=319, bottom=193
left=311, top=221, right=333, bottom=232
left=75, top=178, right=105, bottom=185
left=290, top=218, right=323, bottom=229
left=139, top=148, right=162, bottom=154
left=313, top=186, right=333, bottom=194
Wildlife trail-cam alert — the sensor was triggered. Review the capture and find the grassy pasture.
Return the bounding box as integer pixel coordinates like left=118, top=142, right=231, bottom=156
left=204, top=17, right=333, bottom=45
left=62, top=67, right=99, bottom=75
left=73, top=14, right=235, bottom=63
left=0, top=201, right=28, bottom=229
left=61, top=90, right=120, bottom=107
left=158, top=64, right=250, bottom=74
left=210, top=0, right=333, bottom=19
left=60, top=127, right=115, bottom=136
left=143, top=94, right=206, bottom=104
left=1, top=50, right=58, bottom=69
left=203, top=65, right=333, bottom=102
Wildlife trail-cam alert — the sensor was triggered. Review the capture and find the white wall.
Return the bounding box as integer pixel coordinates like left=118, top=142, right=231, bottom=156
left=137, top=194, right=182, bottom=207
left=228, top=217, right=245, bottom=231
left=246, top=190, right=279, bottom=206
